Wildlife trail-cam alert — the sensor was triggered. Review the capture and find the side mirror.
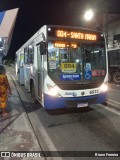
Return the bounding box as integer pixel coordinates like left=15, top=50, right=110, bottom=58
left=40, top=41, right=46, bottom=55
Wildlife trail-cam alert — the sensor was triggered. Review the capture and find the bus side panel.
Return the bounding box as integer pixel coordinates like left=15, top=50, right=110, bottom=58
left=24, top=64, right=31, bottom=90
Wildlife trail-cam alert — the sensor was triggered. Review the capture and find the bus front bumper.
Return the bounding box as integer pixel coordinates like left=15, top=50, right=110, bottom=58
left=44, top=93, right=107, bottom=110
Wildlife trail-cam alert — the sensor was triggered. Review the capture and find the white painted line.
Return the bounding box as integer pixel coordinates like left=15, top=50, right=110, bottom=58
left=38, top=126, right=57, bottom=151
left=10, top=74, right=16, bottom=81
left=107, top=102, right=120, bottom=108
left=105, top=106, right=120, bottom=116
left=7, top=72, right=16, bottom=81
left=38, top=121, right=63, bottom=160
left=107, top=98, right=120, bottom=105
left=98, top=104, right=120, bottom=116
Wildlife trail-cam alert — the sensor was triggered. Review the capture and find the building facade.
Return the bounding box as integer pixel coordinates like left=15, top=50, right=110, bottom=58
left=103, top=14, right=120, bottom=49
left=0, top=8, right=18, bottom=63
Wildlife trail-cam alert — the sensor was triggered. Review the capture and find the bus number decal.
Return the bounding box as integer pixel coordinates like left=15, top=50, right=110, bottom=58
left=61, top=63, right=76, bottom=72
left=90, top=90, right=99, bottom=94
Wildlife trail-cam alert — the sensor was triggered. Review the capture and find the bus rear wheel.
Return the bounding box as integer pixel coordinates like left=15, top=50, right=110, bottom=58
left=31, top=83, right=38, bottom=103
left=113, top=72, right=120, bottom=84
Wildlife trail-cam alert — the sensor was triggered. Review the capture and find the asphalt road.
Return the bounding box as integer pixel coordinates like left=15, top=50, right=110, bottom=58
left=7, top=66, right=120, bottom=160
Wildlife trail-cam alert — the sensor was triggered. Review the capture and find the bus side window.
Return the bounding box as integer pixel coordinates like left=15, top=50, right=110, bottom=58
left=24, top=47, right=28, bottom=64
left=28, top=45, right=34, bottom=64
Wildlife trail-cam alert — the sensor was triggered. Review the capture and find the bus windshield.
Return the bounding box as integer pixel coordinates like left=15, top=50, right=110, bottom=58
left=48, top=41, right=106, bottom=84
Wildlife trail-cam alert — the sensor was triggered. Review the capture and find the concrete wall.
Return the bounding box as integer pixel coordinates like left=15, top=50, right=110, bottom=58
left=103, top=14, right=120, bottom=49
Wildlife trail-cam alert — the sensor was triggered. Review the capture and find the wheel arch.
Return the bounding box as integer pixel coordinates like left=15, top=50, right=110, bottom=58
left=30, top=78, right=36, bottom=93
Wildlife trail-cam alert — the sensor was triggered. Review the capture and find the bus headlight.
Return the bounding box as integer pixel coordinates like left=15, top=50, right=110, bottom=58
left=47, top=84, right=59, bottom=96
left=100, top=84, right=108, bottom=92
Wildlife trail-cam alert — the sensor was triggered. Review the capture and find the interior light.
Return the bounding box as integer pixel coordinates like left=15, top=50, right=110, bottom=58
left=76, top=59, right=80, bottom=63
left=29, top=45, right=33, bottom=49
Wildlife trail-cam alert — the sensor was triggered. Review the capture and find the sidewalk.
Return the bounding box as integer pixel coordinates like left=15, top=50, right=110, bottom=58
left=0, top=71, right=45, bottom=159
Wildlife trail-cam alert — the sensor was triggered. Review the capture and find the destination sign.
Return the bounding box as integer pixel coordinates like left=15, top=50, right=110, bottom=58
left=56, top=30, right=97, bottom=41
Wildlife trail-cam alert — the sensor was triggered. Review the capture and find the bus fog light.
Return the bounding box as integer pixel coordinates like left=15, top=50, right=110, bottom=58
left=100, top=84, right=108, bottom=92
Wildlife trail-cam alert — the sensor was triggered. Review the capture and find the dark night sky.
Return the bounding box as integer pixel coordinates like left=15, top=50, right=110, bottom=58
left=0, top=0, right=120, bottom=59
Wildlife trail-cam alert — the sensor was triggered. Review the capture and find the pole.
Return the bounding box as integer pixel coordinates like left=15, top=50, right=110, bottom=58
left=106, top=11, right=109, bottom=49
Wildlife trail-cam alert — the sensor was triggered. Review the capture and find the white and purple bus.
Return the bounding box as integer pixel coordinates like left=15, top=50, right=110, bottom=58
left=16, top=25, right=108, bottom=109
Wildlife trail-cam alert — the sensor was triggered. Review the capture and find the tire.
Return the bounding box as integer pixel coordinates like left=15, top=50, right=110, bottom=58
left=113, top=72, right=120, bottom=84
left=102, top=102, right=107, bottom=106
left=108, top=72, right=112, bottom=82
left=31, top=83, right=38, bottom=103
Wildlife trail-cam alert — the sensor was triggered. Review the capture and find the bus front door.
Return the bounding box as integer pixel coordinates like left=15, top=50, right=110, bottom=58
left=37, top=45, right=43, bottom=101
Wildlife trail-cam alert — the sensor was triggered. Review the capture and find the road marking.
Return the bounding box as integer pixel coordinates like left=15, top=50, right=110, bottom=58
left=105, top=106, right=120, bottom=116
left=107, top=98, right=120, bottom=104
left=7, top=72, right=16, bottom=81
left=107, top=98, right=120, bottom=107
left=98, top=104, right=120, bottom=116
left=38, top=123, right=58, bottom=151
left=37, top=118, right=63, bottom=160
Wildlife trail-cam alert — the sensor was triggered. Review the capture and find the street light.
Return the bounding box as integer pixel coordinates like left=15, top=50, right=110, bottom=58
left=83, top=8, right=104, bottom=32
left=83, top=8, right=109, bottom=48
left=83, top=9, right=94, bottom=21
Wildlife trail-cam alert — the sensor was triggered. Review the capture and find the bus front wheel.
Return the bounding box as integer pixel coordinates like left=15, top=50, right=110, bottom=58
left=113, top=72, right=120, bottom=84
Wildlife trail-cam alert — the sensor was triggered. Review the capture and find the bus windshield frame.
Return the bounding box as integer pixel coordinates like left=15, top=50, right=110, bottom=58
left=47, top=39, right=106, bottom=85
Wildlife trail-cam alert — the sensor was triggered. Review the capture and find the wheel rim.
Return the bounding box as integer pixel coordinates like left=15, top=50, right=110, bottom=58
left=113, top=72, right=120, bottom=83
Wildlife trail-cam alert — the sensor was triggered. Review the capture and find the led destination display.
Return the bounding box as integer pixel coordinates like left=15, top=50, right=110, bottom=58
left=56, top=30, right=97, bottom=41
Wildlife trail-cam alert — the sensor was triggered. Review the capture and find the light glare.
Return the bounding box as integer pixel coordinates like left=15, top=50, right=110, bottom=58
left=100, top=84, right=108, bottom=92
left=84, top=9, right=94, bottom=21
left=49, top=86, right=59, bottom=96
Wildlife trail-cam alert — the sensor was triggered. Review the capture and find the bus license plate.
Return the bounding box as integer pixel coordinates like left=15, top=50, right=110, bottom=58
left=77, top=103, right=88, bottom=108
